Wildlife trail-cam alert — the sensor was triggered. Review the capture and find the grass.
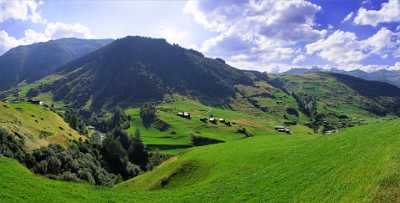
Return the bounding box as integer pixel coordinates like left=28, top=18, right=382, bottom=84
left=1, top=119, right=400, bottom=202
left=0, top=101, right=83, bottom=150
left=125, top=96, right=312, bottom=154
left=272, top=73, right=384, bottom=119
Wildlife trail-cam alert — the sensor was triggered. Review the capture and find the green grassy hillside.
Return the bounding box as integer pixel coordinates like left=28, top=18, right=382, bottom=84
left=125, top=96, right=312, bottom=154
left=0, top=101, right=83, bottom=150
left=271, top=73, right=400, bottom=118
left=1, top=119, right=400, bottom=202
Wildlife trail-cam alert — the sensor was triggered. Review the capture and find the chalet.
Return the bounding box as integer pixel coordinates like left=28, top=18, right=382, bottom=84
left=27, top=99, right=43, bottom=105
left=323, top=129, right=338, bottom=135
left=177, top=112, right=191, bottom=119
left=209, top=117, right=217, bottom=124
left=275, top=126, right=291, bottom=134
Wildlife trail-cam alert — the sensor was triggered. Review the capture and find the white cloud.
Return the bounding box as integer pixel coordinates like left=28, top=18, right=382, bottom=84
left=0, top=0, right=43, bottom=23
left=354, top=0, right=400, bottom=26
left=0, top=22, right=92, bottom=54
left=185, top=0, right=325, bottom=70
left=156, top=26, right=198, bottom=50
left=342, top=12, right=354, bottom=23
left=0, top=31, right=19, bottom=53
left=292, top=54, right=306, bottom=64
left=0, top=1, right=93, bottom=55
left=306, top=28, right=400, bottom=64
left=43, top=22, right=92, bottom=39
left=389, top=62, right=400, bottom=70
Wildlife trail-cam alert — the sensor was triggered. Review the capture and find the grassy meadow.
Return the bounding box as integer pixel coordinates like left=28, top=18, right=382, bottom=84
left=0, top=101, right=83, bottom=151
left=1, top=119, right=400, bottom=202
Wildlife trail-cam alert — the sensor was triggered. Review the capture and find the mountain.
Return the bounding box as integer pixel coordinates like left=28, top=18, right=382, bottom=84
left=4, top=36, right=399, bottom=124
left=282, top=67, right=323, bottom=75
left=31, top=36, right=253, bottom=111
left=0, top=38, right=113, bottom=90
left=340, top=69, right=400, bottom=88
left=269, top=72, right=400, bottom=117
left=283, top=68, right=400, bottom=88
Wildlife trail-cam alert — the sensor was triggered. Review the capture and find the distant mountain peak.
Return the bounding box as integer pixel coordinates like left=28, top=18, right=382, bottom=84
left=35, top=36, right=254, bottom=111
left=0, top=38, right=113, bottom=90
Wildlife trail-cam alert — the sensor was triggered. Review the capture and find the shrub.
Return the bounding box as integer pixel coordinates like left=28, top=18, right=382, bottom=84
left=0, top=128, right=26, bottom=162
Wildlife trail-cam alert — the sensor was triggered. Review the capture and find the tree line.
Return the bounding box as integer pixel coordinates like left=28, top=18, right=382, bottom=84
left=0, top=108, right=170, bottom=186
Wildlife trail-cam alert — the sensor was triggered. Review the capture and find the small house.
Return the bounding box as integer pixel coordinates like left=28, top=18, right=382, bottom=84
left=275, top=126, right=291, bottom=134
left=27, top=99, right=41, bottom=105
left=209, top=117, right=217, bottom=124
left=177, top=112, right=191, bottom=119
left=323, top=129, right=338, bottom=135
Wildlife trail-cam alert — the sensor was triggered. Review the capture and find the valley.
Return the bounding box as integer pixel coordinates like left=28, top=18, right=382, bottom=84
left=0, top=23, right=399, bottom=203
left=1, top=119, right=400, bottom=202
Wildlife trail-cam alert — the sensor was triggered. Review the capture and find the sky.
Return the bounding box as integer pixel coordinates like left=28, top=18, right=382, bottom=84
left=0, top=0, right=399, bottom=73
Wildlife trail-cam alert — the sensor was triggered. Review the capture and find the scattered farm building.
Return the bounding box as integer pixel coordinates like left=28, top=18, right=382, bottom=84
left=275, top=126, right=291, bottom=134
left=177, top=112, right=191, bottom=119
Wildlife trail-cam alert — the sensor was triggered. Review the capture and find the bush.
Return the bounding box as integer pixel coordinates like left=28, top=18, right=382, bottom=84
left=0, top=128, right=26, bottom=162
left=237, top=127, right=253, bottom=137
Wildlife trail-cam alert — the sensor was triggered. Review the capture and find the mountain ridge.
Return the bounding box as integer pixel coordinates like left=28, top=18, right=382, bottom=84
left=34, top=36, right=254, bottom=111
left=0, top=38, right=113, bottom=90
left=282, top=67, right=400, bottom=88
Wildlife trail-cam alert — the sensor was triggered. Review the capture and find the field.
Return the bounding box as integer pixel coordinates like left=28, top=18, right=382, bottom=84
left=125, top=96, right=312, bottom=154
left=1, top=119, right=400, bottom=202
left=0, top=101, right=83, bottom=150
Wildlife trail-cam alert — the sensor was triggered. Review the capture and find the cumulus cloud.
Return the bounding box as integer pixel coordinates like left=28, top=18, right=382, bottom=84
left=306, top=28, right=400, bottom=64
left=0, top=22, right=92, bottom=54
left=0, top=1, right=93, bottom=55
left=0, top=0, right=43, bottom=23
left=184, top=0, right=325, bottom=71
left=389, top=62, right=400, bottom=70
left=354, top=0, right=400, bottom=26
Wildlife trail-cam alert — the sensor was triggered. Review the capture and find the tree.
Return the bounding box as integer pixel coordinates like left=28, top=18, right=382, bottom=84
left=128, top=129, right=148, bottom=169
left=101, top=136, right=128, bottom=175
left=110, top=127, right=131, bottom=150
left=64, top=110, right=88, bottom=134
left=110, top=107, right=130, bottom=130
left=140, top=103, right=156, bottom=128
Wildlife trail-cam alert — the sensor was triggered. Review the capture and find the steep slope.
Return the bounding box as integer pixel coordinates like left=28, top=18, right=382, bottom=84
left=0, top=101, right=83, bottom=150
left=31, top=36, right=253, bottom=111
left=0, top=38, right=112, bottom=90
left=270, top=72, right=400, bottom=118
left=341, top=69, right=400, bottom=88
left=1, top=119, right=400, bottom=202
left=283, top=68, right=400, bottom=88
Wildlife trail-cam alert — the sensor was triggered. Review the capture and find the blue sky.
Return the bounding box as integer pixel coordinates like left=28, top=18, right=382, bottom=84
left=0, top=0, right=399, bottom=72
